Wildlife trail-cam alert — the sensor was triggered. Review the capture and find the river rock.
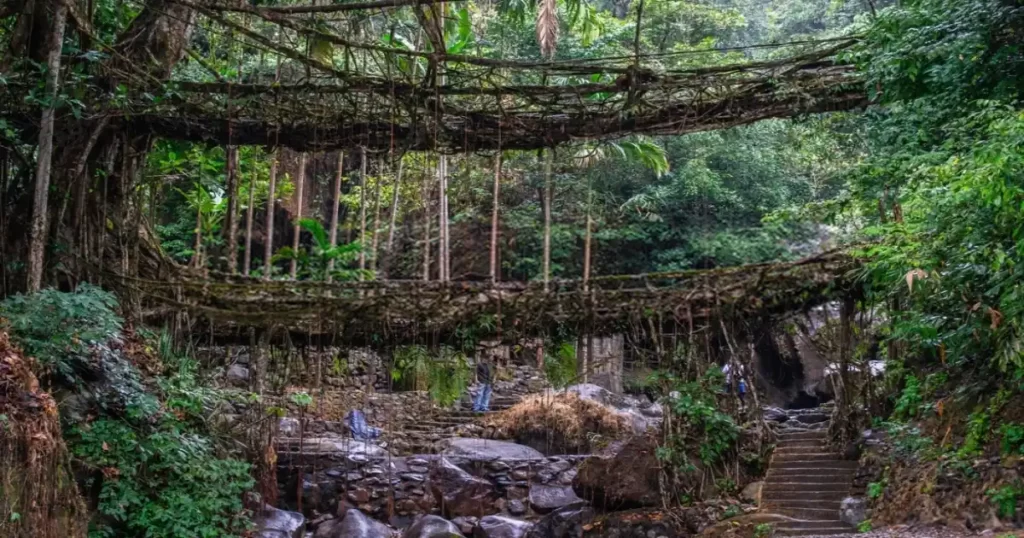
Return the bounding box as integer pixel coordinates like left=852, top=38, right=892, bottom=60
left=525, top=503, right=594, bottom=538
left=840, top=497, right=867, bottom=526
left=528, top=485, right=583, bottom=514
left=430, top=457, right=498, bottom=518
left=226, top=364, right=250, bottom=386
left=573, top=435, right=660, bottom=509
left=255, top=505, right=306, bottom=538
left=440, top=438, right=545, bottom=460
left=565, top=384, right=655, bottom=433
left=740, top=481, right=763, bottom=505
left=315, top=510, right=394, bottom=538
left=402, top=515, right=465, bottom=538
left=474, top=515, right=533, bottom=538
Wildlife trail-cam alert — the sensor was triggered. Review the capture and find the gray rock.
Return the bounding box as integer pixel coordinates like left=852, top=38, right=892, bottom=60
left=740, top=481, right=763, bottom=505
left=565, top=384, right=656, bottom=433
left=280, top=417, right=302, bottom=436
left=440, top=438, right=545, bottom=461
left=507, top=499, right=527, bottom=516
left=473, top=516, right=533, bottom=538
left=525, top=503, right=594, bottom=538
left=528, top=485, right=583, bottom=514
left=227, top=364, right=250, bottom=386
left=452, top=517, right=479, bottom=535
left=255, top=505, right=306, bottom=538
left=402, top=515, right=465, bottom=538
left=316, top=510, right=393, bottom=538
left=762, top=407, right=788, bottom=423
left=639, top=402, right=664, bottom=418
left=794, top=413, right=829, bottom=425
left=430, top=457, right=498, bottom=518
left=840, top=497, right=868, bottom=526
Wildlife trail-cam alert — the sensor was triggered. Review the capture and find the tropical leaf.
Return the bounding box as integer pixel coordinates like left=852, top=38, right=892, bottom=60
left=297, top=218, right=330, bottom=251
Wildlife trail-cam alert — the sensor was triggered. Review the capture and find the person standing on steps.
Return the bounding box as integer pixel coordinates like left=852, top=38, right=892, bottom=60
left=722, top=360, right=748, bottom=408
left=473, top=358, right=493, bottom=413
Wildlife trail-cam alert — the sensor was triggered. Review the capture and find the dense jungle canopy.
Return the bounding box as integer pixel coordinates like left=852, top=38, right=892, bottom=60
left=2, top=0, right=1024, bottom=535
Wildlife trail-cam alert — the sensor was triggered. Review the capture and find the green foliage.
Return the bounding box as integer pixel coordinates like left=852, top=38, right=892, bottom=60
left=273, top=218, right=368, bottom=281
left=391, top=346, right=471, bottom=407
left=999, top=423, right=1024, bottom=456
left=986, top=483, right=1023, bottom=519
left=893, top=375, right=922, bottom=419
left=69, top=418, right=253, bottom=538
left=867, top=481, right=884, bottom=500
left=655, top=369, right=739, bottom=470
left=857, top=520, right=873, bottom=533
left=543, top=342, right=578, bottom=389
left=0, top=283, right=122, bottom=382
left=290, top=391, right=314, bottom=408
left=753, top=523, right=774, bottom=538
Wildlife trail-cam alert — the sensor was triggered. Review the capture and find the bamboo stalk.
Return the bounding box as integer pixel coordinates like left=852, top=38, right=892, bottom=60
left=290, top=153, right=307, bottom=279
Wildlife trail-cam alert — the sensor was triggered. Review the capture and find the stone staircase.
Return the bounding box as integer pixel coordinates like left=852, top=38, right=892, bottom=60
left=394, top=394, right=522, bottom=454
left=762, top=411, right=856, bottom=536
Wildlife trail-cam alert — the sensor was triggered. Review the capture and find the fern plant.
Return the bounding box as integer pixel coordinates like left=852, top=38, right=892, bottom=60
left=272, top=218, right=369, bottom=281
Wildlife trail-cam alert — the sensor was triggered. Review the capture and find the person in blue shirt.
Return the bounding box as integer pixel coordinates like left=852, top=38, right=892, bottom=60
left=345, top=409, right=381, bottom=441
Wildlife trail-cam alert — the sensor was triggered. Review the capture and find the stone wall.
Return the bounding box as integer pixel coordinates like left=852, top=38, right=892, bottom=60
left=577, top=335, right=625, bottom=393
left=276, top=451, right=586, bottom=526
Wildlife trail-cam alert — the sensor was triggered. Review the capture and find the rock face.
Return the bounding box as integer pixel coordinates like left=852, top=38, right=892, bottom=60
left=316, top=510, right=395, bottom=538
left=565, top=384, right=658, bottom=433
left=430, top=457, right=498, bottom=518
left=402, top=515, right=465, bottom=538
left=440, top=438, right=545, bottom=461
left=528, top=485, right=583, bottom=514
left=255, top=505, right=306, bottom=538
left=573, top=435, right=661, bottom=510
left=473, top=516, right=533, bottom=538
left=525, top=503, right=595, bottom=538
left=840, top=497, right=867, bottom=526
left=740, top=481, right=763, bottom=506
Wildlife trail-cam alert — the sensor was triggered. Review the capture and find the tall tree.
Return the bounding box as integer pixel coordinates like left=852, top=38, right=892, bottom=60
left=358, top=147, right=368, bottom=274
left=263, top=150, right=279, bottom=281
left=26, top=0, right=68, bottom=292
left=242, top=153, right=257, bottom=276
left=369, top=159, right=383, bottom=272
left=384, top=155, right=404, bottom=276
left=437, top=155, right=450, bottom=281
left=542, top=149, right=553, bottom=291
left=326, top=151, right=344, bottom=281
left=422, top=169, right=431, bottom=281
left=489, top=153, right=501, bottom=284
left=224, top=146, right=239, bottom=273
left=289, top=153, right=306, bottom=279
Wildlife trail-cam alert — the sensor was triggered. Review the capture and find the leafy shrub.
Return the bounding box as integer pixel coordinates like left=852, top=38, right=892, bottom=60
left=0, top=283, right=122, bottom=382
left=69, top=418, right=253, bottom=538
left=655, top=370, right=739, bottom=470
left=857, top=520, right=872, bottom=533
left=1000, top=423, right=1024, bottom=456
left=391, top=346, right=470, bottom=406
left=987, top=483, right=1023, bottom=519
left=958, top=410, right=991, bottom=458
left=867, top=481, right=884, bottom=499
left=753, top=523, right=774, bottom=538
left=543, top=342, right=577, bottom=389
left=893, top=375, right=922, bottom=419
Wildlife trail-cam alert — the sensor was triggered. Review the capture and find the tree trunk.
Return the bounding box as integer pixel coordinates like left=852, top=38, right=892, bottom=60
left=369, top=160, right=383, bottom=273
left=26, top=0, right=68, bottom=292
left=422, top=171, right=431, bottom=281
left=263, top=150, right=279, bottom=280
left=326, top=150, right=344, bottom=282
left=384, top=156, right=404, bottom=276
left=289, top=152, right=307, bottom=279
left=542, top=150, right=553, bottom=292
left=583, top=179, right=593, bottom=291
left=358, top=147, right=367, bottom=275
left=437, top=155, right=449, bottom=281
left=225, top=145, right=239, bottom=273
left=489, top=153, right=501, bottom=284
left=242, top=154, right=257, bottom=276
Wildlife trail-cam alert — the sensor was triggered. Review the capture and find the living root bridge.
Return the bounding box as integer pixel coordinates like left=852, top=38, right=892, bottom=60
left=124, top=250, right=859, bottom=343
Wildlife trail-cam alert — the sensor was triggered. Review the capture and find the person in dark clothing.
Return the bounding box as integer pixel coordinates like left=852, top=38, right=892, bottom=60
left=473, top=360, right=493, bottom=412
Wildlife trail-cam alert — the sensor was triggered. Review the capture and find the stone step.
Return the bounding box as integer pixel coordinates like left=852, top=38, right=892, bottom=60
left=765, top=491, right=849, bottom=502
left=769, top=461, right=857, bottom=471
left=765, top=499, right=842, bottom=511
left=763, top=481, right=853, bottom=493
left=776, top=441, right=827, bottom=451
left=766, top=473, right=856, bottom=485
left=776, top=527, right=852, bottom=536
left=778, top=431, right=828, bottom=441
left=771, top=507, right=842, bottom=520
left=772, top=452, right=844, bottom=462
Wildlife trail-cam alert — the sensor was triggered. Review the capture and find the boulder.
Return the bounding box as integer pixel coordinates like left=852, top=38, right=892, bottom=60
left=289, top=436, right=391, bottom=459
left=762, top=407, right=788, bottom=423
left=440, top=438, right=545, bottom=461
left=565, top=384, right=656, bottom=433
left=314, top=510, right=394, bottom=538
left=573, top=435, right=661, bottom=510
left=507, top=499, right=527, bottom=516
left=255, top=505, right=306, bottom=538
left=580, top=509, right=685, bottom=538
left=840, top=497, right=867, bottom=526
left=402, top=515, right=465, bottom=538
left=452, top=517, right=479, bottom=535
left=430, top=457, right=499, bottom=518
left=525, top=503, right=594, bottom=538
left=528, top=485, right=583, bottom=514
left=740, top=481, right=763, bottom=505
left=474, top=516, right=533, bottom=538
left=226, top=364, right=250, bottom=386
